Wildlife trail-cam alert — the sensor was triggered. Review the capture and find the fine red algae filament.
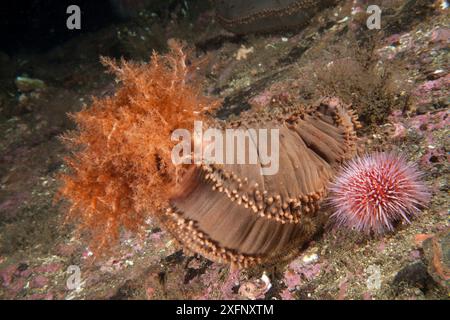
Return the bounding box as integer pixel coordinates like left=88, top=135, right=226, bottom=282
left=329, top=152, right=431, bottom=234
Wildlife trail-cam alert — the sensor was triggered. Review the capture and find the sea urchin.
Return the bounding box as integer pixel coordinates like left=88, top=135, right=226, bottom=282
left=329, top=152, right=430, bottom=234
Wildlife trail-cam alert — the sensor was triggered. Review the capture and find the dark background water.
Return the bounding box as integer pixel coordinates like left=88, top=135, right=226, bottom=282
left=0, top=0, right=121, bottom=54
left=0, top=0, right=188, bottom=55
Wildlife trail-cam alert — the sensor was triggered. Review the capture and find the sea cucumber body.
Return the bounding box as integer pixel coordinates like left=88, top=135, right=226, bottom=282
left=214, top=0, right=335, bottom=34
left=162, top=98, right=360, bottom=267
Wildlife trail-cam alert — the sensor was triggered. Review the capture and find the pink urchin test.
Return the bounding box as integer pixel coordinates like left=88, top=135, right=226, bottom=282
left=328, top=152, right=430, bottom=234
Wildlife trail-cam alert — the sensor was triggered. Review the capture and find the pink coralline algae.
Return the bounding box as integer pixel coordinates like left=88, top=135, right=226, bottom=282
left=430, top=27, right=450, bottom=45
left=329, top=153, right=431, bottom=234
left=282, top=256, right=324, bottom=296
left=0, top=262, right=61, bottom=299
left=34, top=263, right=62, bottom=274
left=413, top=74, right=450, bottom=107
left=31, top=275, right=49, bottom=289
left=408, top=111, right=449, bottom=132
left=196, top=266, right=241, bottom=300
left=238, top=273, right=271, bottom=300
left=391, top=110, right=450, bottom=168
left=391, top=122, right=407, bottom=140
left=0, top=264, right=17, bottom=287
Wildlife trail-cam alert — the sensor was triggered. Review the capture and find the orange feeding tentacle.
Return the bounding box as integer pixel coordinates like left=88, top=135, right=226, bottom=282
left=57, top=43, right=219, bottom=255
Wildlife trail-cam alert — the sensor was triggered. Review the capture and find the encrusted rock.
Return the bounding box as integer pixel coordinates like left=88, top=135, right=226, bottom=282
left=15, top=76, right=46, bottom=93
left=392, top=261, right=434, bottom=292
left=422, top=228, right=450, bottom=291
